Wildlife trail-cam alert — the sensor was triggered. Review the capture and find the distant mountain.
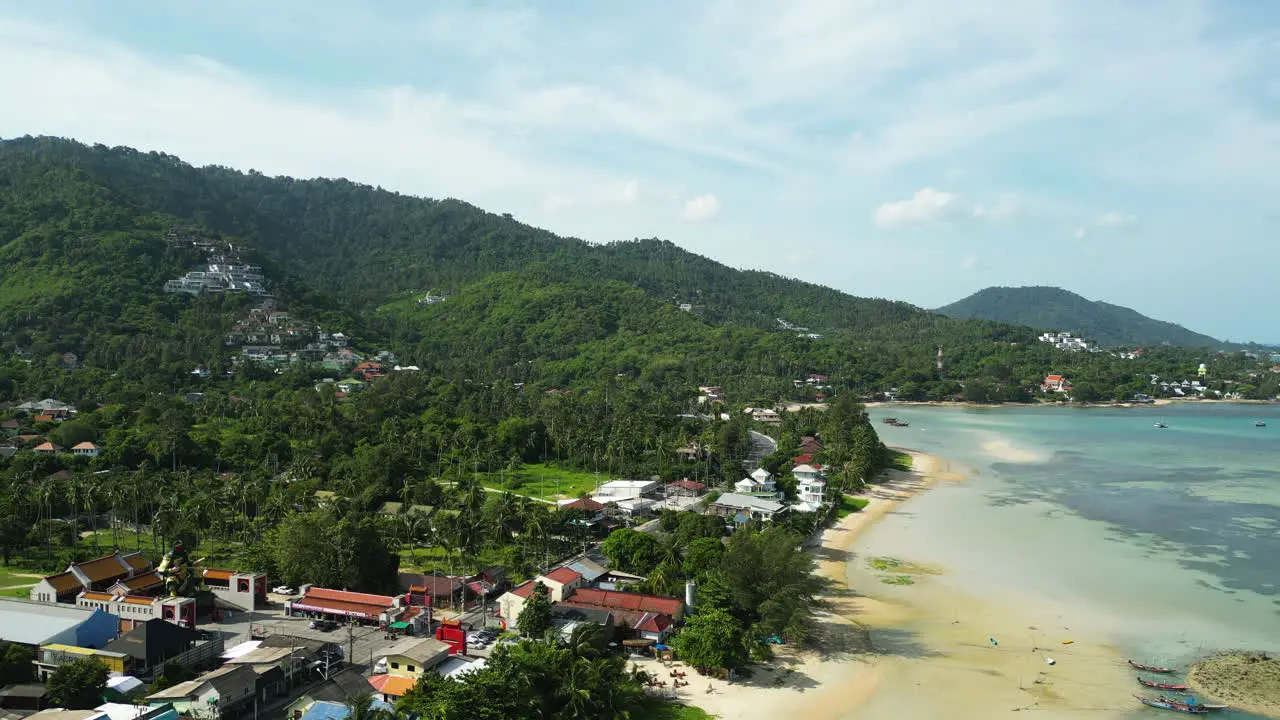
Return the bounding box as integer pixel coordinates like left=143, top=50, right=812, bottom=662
left=934, top=286, right=1223, bottom=348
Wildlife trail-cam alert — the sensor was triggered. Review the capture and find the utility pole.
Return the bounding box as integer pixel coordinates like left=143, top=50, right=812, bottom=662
left=347, top=620, right=355, bottom=671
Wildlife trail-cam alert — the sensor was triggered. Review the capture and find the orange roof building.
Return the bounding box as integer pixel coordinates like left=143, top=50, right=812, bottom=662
left=368, top=674, right=416, bottom=698
left=287, top=586, right=403, bottom=622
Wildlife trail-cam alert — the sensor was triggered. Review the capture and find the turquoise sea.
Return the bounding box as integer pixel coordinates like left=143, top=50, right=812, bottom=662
left=867, top=403, right=1280, bottom=718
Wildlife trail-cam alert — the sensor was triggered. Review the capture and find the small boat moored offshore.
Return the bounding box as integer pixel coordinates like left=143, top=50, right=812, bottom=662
left=881, top=417, right=898, bottom=424
left=1139, top=677, right=1190, bottom=691
left=1154, top=422, right=1169, bottom=429
left=1156, top=696, right=1228, bottom=712
left=1129, top=659, right=1178, bottom=673
left=1134, top=694, right=1209, bottom=714
left=1257, top=421, right=1267, bottom=427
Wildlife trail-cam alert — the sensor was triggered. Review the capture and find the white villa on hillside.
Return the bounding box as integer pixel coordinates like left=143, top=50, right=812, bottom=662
left=734, top=468, right=777, bottom=496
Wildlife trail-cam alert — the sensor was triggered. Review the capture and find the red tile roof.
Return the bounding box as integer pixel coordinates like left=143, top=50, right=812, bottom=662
left=81, top=591, right=113, bottom=601
left=542, top=567, right=582, bottom=585
left=72, top=442, right=100, bottom=450
left=635, top=612, right=674, bottom=633
left=669, top=479, right=705, bottom=492
left=123, top=595, right=155, bottom=606
left=204, top=569, right=233, bottom=581
left=793, top=453, right=814, bottom=465
left=565, top=588, right=683, bottom=616
left=294, top=587, right=396, bottom=618
left=561, top=498, right=604, bottom=513
left=34, top=442, right=59, bottom=452
left=508, top=581, right=535, bottom=599
left=1045, top=375, right=1064, bottom=382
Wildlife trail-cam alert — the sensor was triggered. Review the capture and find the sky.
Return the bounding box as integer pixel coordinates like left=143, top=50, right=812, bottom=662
left=1, top=1, right=1278, bottom=341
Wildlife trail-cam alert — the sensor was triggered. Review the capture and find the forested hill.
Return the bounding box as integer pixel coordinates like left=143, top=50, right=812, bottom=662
left=934, top=286, right=1224, bottom=348
left=0, top=135, right=939, bottom=335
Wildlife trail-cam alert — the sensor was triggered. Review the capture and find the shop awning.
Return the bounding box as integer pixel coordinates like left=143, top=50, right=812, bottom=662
left=388, top=621, right=410, bottom=630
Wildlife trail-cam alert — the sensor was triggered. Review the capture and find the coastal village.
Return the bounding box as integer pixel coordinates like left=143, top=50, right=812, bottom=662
left=0, top=230, right=1276, bottom=718
left=0, top=377, right=856, bottom=719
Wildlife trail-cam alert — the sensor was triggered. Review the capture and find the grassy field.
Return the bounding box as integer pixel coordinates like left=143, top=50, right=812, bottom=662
left=397, top=546, right=505, bottom=575
left=0, top=566, right=42, bottom=588
left=835, top=495, right=870, bottom=519
left=486, top=463, right=603, bottom=501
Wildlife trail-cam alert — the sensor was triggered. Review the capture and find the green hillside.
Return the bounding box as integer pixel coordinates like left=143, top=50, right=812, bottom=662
left=934, top=286, right=1223, bottom=348
left=0, top=135, right=975, bottom=336
left=2, top=136, right=1272, bottom=405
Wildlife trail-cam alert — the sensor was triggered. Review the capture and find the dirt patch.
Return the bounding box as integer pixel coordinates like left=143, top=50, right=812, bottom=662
left=1186, top=651, right=1280, bottom=718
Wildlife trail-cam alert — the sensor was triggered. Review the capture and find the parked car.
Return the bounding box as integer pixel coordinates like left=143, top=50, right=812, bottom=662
left=309, top=619, right=338, bottom=632
left=466, top=632, right=491, bottom=645
left=272, top=585, right=296, bottom=595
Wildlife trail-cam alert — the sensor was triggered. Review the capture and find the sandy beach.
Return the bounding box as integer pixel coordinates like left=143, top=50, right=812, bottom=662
left=656, top=450, right=1144, bottom=719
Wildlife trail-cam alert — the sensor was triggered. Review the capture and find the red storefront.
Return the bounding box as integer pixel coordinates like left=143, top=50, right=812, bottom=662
left=285, top=587, right=399, bottom=625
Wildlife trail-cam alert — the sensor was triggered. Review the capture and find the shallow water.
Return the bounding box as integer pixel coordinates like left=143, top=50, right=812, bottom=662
left=863, top=403, right=1280, bottom=718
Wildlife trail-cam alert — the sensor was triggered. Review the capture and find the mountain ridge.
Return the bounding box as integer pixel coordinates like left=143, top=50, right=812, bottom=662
left=933, top=286, right=1223, bottom=348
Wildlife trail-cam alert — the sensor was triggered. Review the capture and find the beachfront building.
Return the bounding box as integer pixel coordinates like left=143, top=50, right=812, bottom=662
left=706, top=493, right=785, bottom=523
left=1041, top=375, right=1071, bottom=393
left=498, top=567, right=589, bottom=630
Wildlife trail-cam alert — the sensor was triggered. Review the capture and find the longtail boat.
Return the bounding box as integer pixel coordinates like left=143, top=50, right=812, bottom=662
left=1134, top=695, right=1209, bottom=714
left=1156, top=696, right=1228, bottom=712
left=1129, top=659, right=1177, bottom=673
left=1139, top=677, right=1189, bottom=691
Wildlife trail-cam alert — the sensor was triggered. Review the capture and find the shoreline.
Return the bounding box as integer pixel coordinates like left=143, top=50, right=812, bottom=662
left=864, top=397, right=1276, bottom=409
left=668, top=448, right=1143, bottom=718
left=650, top=451, right=964, bottom=719
left=781, top=398, right=1277, bottom=412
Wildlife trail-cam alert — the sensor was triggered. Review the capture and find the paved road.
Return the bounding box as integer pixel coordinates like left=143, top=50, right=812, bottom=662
left=745, top=430, right=778, bottom=471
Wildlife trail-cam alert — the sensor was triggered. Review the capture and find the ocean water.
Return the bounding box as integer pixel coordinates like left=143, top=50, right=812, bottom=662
left=865, top=403, right=1280, bottom=717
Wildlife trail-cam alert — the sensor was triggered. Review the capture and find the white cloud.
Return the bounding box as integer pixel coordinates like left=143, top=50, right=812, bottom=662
left=874, top=188, right=1024, bottom=228
left=1075, top=227, right=1088, bottom=240
left=682, top=194, right=721, bottom=222
left=873, top=188, right=964, bottom=228
left=958, top=256, right=977, bottom=270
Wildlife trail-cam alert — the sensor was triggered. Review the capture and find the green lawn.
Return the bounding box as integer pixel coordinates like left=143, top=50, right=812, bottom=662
left=835, top=495, right=870, bottom=520
left=0, top=585, right=31, bottom=598
left=397, top=545, right=504, bottom=575
left=0, top=566, right=43, bottom=588
left=485, top=463, right=603, bottom=501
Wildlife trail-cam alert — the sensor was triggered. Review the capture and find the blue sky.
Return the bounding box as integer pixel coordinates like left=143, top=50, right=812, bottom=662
left=2, top=1, right=1278, bottom=341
